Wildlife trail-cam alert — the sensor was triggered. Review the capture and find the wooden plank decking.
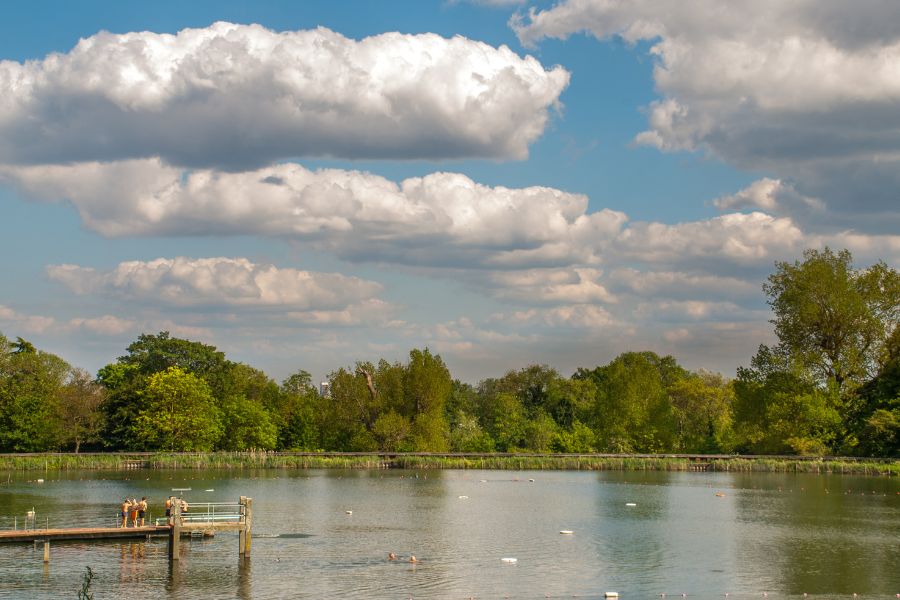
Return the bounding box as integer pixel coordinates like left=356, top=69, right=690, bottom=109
left=0, top=525, right=171, bottom=544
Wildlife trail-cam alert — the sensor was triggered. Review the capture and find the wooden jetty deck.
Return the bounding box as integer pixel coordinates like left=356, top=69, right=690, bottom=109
left=0, top=525, right=170, bottom=543
left=1, top=496, right=253, bottom=563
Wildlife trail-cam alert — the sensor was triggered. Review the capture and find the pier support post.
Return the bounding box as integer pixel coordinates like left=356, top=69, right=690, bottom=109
left=43, top=540, right=49, bottom=563
left=169, top=497, right=182, bottom=562
left=239, top=496, right=253, bottom=556
left=239, top=496, right=245, bottom=556
left=243, top=497, right=252, bottom=557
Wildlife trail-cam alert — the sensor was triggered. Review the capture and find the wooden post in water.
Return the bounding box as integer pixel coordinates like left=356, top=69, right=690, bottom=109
left=243, top=497, right=252, bottom=556
left=239, top=496, right=246, bottom=556
left=169, top=497, right=182, bottom=562
left=239, top=496, right=253, bottom=556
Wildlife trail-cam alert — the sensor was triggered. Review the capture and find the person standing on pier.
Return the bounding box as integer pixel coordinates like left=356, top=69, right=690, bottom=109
left=130, top=498, right=139, bottom=528
left=120, top=498, right=132, bottom=528
left=179, top=498, right=189, bottom=525
left=137, top=497, right=148, bottom=527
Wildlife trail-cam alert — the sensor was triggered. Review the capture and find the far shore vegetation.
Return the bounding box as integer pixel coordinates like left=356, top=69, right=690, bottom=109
left=1, top=248, right=898, bottom=465
left=0, top=452, right=896, bottom=476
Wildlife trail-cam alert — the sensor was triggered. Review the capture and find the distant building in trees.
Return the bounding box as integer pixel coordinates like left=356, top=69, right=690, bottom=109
left=319, top=381, right=331, bottom=398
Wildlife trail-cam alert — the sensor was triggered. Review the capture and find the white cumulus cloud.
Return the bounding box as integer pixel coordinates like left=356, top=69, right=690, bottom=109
left=3, top=159, right=618, bottom=269
left=513, top=0, right=900, bottom=231
left=46, top=257, right=383, bottom=310
left=0, top=22, right=568, bottom=168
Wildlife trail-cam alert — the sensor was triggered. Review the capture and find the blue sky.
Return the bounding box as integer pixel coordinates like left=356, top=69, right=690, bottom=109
left=0, top=1, right=897, bottom=383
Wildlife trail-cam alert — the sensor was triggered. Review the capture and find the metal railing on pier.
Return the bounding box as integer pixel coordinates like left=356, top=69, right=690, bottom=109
left=154, top=502, right=244, bottom=526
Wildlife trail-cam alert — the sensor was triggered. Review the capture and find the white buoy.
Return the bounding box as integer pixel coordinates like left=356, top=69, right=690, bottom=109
left=500, top=557, right=517, bottom=563
left=559, top=530, right=574, bottom=535
left=205, top=488, right=215, bottom=492
left=604, top=592, right=619, bottom=598
left=345, top=510, right=353, bottom=515
left=626, top=502, right=637, bottom=506
left=528, top=478, right=535, bottom=482
left=36, top=479, right=44, bottom=484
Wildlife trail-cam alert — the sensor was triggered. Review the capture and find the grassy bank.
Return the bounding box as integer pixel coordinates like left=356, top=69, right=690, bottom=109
left=0, top=452, right=896, bottom=475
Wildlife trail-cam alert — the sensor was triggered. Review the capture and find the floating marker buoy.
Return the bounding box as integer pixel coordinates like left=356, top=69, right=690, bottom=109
left=480, top=479, right=487, bottom=483
left=715, top=493, right=726, bottom=497
left=626, top=502, right=637, bottom=507
left=36, top=479, right=44, bottom=484
left=559, top=530, right=574, bottom=535
left=458, top=495, right=468, bottom=499
left=345, top=510, right=352, bottom=515
left=500, top=557, right=517, bottom=563
left=528, top=478, right=535, bottom=482
left=205, top=489, right=214, bottom=492
left=604, top=593, right=619, bottom=598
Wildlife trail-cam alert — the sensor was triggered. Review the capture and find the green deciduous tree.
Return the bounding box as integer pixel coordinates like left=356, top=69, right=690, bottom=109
left=132, top=366, right=222, bottom=451
left=58, top=368, right=106, bottom=453
left=275, top=370, right=323, bottom=450
left=0, top=334, right=70, bottom=451
left=449, top=412, right=495, bottom=452
left=735, top=248, right=899, bottom=455
left=218, top=363, right=279, bottom=450
left=98, top=332, right=232, bottom=448
left=668, top=370, right=734, bottom=453
left=577, top=352, right=683, bottom=453
left=764, top=248, right=899, bottom=392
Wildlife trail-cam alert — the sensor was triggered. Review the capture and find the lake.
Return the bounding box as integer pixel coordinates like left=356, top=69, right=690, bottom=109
left=0, top=469, right=897, bottom=599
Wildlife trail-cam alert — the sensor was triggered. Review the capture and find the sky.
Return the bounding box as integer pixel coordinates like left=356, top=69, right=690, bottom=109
left=0, top=0, right=898, bottom=384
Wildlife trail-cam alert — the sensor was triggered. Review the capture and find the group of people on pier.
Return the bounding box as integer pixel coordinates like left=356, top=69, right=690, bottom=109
left=118, top=496, right=190, bottom=528
left=119, top=497, right=148, bottom=528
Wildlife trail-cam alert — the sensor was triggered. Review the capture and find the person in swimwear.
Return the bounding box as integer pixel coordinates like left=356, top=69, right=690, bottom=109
left=388, top=552, right=397, bottom=560
left=137, top=497, right=148, bottom=527
left=179, top=499, right=189, bottom=525
left=130, top=498, right=139, bottom=527
left=165, top=496, right=173, bottom=525
left=120, top=498, right=131, bottom=528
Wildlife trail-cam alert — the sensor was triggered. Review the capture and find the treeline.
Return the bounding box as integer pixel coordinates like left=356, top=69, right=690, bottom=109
left=0, top=248, right=897, bottom=457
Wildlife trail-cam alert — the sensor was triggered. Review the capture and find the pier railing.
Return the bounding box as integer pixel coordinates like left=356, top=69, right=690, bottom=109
left=154, top=502, right=244, bottom=526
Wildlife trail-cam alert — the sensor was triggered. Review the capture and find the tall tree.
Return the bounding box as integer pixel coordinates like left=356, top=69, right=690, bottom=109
left=404, top=349, right=451, bottom=451
left=132, top=366, right=222, bottom=451
left=58, top=368, right=106, bottom=453
left=0, top=334, right=69, bottom=451
left=577, top=352, right=683, bottom=452
left=764, top=248, right=899, bottom=392
left=668, top=370, right=734, bottom=453
left=98, top=332, right=232, bottom=448
left=275, top=370, right=323, bottom=450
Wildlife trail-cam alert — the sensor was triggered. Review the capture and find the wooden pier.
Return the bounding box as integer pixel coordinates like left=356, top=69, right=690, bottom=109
left=0, top=525, right=170, bottom=543
left=0, top=496, right=253, bottom=564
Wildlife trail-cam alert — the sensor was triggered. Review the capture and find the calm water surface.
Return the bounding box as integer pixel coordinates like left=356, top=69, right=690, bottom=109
left=0, top=469, right=897, bottom=599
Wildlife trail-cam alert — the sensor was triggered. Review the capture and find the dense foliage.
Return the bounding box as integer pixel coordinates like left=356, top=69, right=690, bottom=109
left=0, top=248, right=897, bottom=456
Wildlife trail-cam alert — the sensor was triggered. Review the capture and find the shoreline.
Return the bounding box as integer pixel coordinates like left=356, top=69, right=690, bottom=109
left=0, top=452, right=897, bottom=476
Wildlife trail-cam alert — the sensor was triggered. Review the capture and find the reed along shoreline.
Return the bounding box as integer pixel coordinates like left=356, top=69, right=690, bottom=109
left=0, top=452, right=896, bottom=476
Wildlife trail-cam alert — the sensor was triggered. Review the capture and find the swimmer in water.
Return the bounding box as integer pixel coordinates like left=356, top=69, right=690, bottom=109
left=409, top=555, right=418, bottom=563
left=388, top=552, right=397, bottom=561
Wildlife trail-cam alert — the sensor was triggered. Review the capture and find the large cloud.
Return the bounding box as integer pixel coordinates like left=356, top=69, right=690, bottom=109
left=1, top=159, right=621, bottom=268
left=46, top=257, right=383, bottom=310
left=0, top=22, right=569, bottom=168
left=513, top=0, right=900, bottom=231
left=3, top=158, right=846, bottom=276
